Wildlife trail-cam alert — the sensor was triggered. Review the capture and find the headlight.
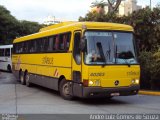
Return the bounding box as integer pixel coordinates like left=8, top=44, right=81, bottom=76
left=89, top=80, right=101, bottom=86
left=135, top=79, right=139, bottom=84
left=131, top=79, right=139, bottom=84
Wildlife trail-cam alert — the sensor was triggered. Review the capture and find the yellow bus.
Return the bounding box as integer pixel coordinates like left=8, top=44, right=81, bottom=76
left=12, top=22, right=140, bottom=100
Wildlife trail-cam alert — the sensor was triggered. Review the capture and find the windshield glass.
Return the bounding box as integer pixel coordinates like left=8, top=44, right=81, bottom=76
left=84, top=31, right=138, bottom=65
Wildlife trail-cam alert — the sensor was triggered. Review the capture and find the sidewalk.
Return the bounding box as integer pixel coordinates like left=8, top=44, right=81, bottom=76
left=139, top=90, right=160, bottom=96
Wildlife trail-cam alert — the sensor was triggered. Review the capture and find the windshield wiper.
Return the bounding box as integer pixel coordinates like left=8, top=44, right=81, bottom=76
left=121, top=58, right=131, bottom=67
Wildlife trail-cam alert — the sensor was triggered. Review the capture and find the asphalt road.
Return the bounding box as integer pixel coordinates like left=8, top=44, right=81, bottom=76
left=0, top=71, right=160, bottom=119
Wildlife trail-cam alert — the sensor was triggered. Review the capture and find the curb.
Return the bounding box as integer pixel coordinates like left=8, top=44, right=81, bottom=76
left=139, top=90, right=160, bottom=96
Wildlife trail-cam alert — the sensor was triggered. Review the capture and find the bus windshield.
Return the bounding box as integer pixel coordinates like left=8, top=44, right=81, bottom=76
left=84, top=31, right=138, bottom=65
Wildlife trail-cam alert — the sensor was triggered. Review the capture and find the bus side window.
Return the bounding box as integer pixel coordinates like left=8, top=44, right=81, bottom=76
left=5, top=48, right=10, bottom=57
left=15, top=44, right=18, bottom=53
left=0, top=49, right=4, bottom=56
left=48, top=36, right=54, bottom=52
left=54, top=35, right=59, bottom=51
left=38, top=38, right=44, bottom=52
left=21, top=42, right=25, bottom=53
left=73, top=32, right=81, bottom=65
left=24, top=41, right=29, bottom=53
left=63, top=34, right=67, bottom=50
left=18, top=43, right=23, bottom=53
left=15, top=43, right=20, bottom=54
left=31, top=40, right=37, bottom=53
left=61, top=32, right=71, bottom=51
left=44, top=37, right=49, bottom=52
left=28, top=41, right=33, bottom=53
left=66, top=33, right=71, bottom=50
left=59, top=34, right=64, bottom=50
left=37, top=38, right=42, bottom=52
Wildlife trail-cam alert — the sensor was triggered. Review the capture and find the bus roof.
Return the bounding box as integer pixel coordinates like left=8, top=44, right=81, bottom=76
left=0, top=45, right=13, bottom=49
left=13, top=22, right=134, bottom=43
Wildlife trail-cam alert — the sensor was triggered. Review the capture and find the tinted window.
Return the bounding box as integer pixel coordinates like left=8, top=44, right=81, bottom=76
left=73, top=32, right=81, bottom=65
left=13, top=32, right=71, bottom=54
left=5, top=48, right=10, bottom=56
left=48, top=36, right=54, bottom=52
left=0, top=49, right=4, bottom=56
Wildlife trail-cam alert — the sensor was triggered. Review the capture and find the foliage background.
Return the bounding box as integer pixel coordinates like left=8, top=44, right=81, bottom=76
left=0, top=5, right=43, bottom=45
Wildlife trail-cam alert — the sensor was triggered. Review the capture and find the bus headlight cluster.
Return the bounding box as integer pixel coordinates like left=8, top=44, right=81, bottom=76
left=131, top=79, right=139, bottom=84
left=89, top=80, right=101, bottom=86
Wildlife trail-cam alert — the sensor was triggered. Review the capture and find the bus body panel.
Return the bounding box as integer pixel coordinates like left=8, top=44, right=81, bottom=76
left=12, top=53, right=72, bottom=80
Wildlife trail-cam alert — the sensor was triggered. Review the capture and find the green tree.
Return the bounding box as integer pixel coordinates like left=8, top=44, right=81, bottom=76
left=0, top=5, right=19, bottom=44
left=0, top=5, right=43, bottom=45
left=16, top=20, right=43, bottom=37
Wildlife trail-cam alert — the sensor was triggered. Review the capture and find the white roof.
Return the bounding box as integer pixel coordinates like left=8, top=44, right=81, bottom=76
left=0, top=45, right=13, bottom=49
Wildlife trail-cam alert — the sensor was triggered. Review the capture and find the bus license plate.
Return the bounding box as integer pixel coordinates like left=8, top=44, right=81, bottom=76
left=111, top=93, right=120, bottom=96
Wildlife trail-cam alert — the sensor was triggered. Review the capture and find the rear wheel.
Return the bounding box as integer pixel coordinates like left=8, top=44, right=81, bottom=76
left=19, top=71, right=25, bottom=85
left=106, top=96, right=113, bottom=99
left=59, top=79, right=73, bottom=100
left=7, top=64, right=12, bottom=72
left=24, top=72, right=31, bottom=87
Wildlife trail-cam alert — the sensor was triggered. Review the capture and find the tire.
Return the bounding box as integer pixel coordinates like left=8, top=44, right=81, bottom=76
left=7, top=65, right=12, bottom=72
left=106, top=96, right=113, bottom=99
left=59, top=79, right=73, bottom=100
left=24, top=72, right=31, bottom=87
left=19, top=71, right=25, bottom=85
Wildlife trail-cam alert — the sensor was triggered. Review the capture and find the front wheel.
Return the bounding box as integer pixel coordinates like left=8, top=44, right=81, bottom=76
left=59, top=79, right=73, bottom=100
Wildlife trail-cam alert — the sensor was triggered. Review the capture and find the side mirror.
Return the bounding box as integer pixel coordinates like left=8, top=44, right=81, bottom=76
left=80, top=36, right=86, bottom=51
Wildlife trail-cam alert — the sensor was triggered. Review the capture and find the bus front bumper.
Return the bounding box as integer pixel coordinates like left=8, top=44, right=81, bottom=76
left=82, top=85, right=140, bottom=98
left=72, top=84, right=140, bottom=98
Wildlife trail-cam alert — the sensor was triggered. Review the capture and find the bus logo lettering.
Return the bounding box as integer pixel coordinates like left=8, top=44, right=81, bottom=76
left=90, top=73, right=105, bottom=76
left=42, top=56, right=53, bottom=65
left=127, top=71, right=139, bottom=76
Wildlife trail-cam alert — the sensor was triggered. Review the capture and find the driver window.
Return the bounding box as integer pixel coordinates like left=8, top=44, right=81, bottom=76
left=73, top=32, right=81, bottom=65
